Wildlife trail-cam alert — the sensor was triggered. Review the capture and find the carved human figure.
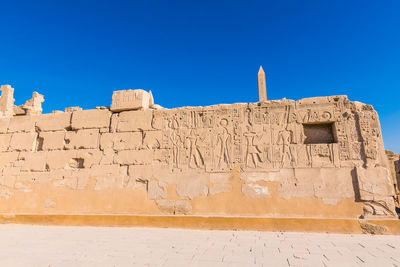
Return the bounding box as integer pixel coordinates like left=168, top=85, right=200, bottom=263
left=169, top=117, right=183, bottom=168
left=259, top=125, right=272, bottom=164
left=245, top=108, right=253, bottom=126
left=277, top=128, right=296, bottom=167
left=244, top=126, right=262, bottom=168
left=187, top=130, right=204, bottom=169
left=216, top=119, right=232, bottom=169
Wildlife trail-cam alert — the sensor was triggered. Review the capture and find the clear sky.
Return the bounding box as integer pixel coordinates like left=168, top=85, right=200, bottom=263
left=0, top=0, right=399, bottom=152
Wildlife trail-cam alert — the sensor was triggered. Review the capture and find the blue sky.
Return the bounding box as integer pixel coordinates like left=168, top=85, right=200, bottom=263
left=0, top=0, right=399, bottom=152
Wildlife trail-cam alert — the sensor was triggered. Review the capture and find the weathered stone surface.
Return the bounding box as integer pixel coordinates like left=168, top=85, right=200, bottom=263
left=65, top=107, right=82, bottom=112
left=46, top=150, right=76, bottom=169
left=116, top=110, right=153, bottom=132
left=0, top=152, right=18, bottom=167
left=0, top=85, right=15, bottom=117
left=114, top=150, right=152, bottom=165
left=209, top=183, right=232, bottom=195
left=65, top=129, right=99, bottom=150
left=14, top=181, right=32, bottom=192
left=22, top=92, right=44, bottom=115
left=143, top=131, right=162, bottom=149
left=17, top=151, right=47, bottom=171
left=100, top=132, right=142, bottom=150
left=242, top=183, right=270, bottom=198
left=18, top=171, right=51, bottom=184
left=155, top=200, right=192, bottom=214
left=71, top=109, right=111, bottom=130
left=241, top=172, right=280, bottom=183
left=39, top=131, right=65, bottom=150
left=52, top=169, right=90, bottom=190
left=36, top=113, right=71, bottom=131
left=100, top=148, right=115, bottom=165
left=0, top=134, right=11, bottom=152
left=8, top=115, right=38, bottom=132
left=0, top=118, right=10, bottom=133
left=176, top=175, right=209, bottom=200
left=210, top=173, right=232, bottom=184
left=356, top=167, right=396, bottom=217
left=91, top=165, right=127, bottom=191
left=44, top=199, right=56, bottom=208
left=356, top=167, right=395, bottom=199
left=0, top=167, right=20, bottom=187
left=9, top=132, right=37, bottom=151
left=147, top=180, right=167, bottom=200
left=110, top=89, right=151, bottom=112
left=127, top=165, right=154, bottom=181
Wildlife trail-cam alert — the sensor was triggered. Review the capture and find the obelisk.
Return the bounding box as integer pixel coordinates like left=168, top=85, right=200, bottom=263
left=258, top=66, right=267, bottom=102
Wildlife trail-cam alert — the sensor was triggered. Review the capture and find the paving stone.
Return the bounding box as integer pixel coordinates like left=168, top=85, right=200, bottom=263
left=0, top=225, right=398, bottom=266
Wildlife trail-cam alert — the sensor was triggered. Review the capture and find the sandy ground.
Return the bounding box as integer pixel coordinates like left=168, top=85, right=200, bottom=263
left=0, top=224, right=399, bottom=266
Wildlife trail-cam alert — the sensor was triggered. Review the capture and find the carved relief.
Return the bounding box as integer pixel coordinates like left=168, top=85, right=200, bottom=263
left=244, top=126, right=263, bottom=168
left=186, top=129, right=205, bottom=169
left=0, top=84, right=396, bottom=220
left=216, top=119, right=232, bottom=170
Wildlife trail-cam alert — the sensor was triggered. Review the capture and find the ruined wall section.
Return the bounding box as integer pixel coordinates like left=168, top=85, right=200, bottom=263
left=0, top=96, right=396, bottom=218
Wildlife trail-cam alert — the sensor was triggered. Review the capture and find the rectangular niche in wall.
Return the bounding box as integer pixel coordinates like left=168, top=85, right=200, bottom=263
left=303, top=123, right=335, bottom=144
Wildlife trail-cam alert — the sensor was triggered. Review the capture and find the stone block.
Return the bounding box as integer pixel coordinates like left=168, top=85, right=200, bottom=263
left=116, top=110, right=153, bottom=132
left=313, top=168, right=355, bottom=205
left=8, top=115, right=38, bottom=132
left=176, top=175, right=209, bottom=200
left=100, top=132, right=142, bottom=150
left=155, top=200, right=192, bottom=214
left=52, top=169, right=90, bottom=190
left=18, top=171, right=51, bottom=184
left=356, top=167, right=395, bottom=199
left=45, top=150, right=75, bottom=169
left=147, top=180, right=167, bottom=200
left=114, top=150, right=153, bottom=165
left=64, top=107, right=82, bottom=112
left=17, top=151, right=47, bottom=171
left=71, top=109, right=111, bottom=130
left=75, top=149, right=102, bottom=168
left=90, top=164, right=127, bottom=190
left=36, top=112, right=71, bottom=131
left=0, top=133, right=11, bottom=152
left=45, top=149, right=102, bottom=170
left=39, top=131, right=65, bottom=150
left=0, top=167, right=20, bottom=188
left=0, top=152, right=18, bottom=167
left=9, top=132, right=37, bottom=151
left=65, top=129, right=99, bottom=150
left=0, top=118, right=10, bottom=133
left=110, top=113, right=118, bottom=132
left=127, top=165, right=154, bottom=180
left=100, top=148, right=115, bottom=165
left=143, top=131, right=162, bottom=149
left=110, top=89, right=151, bottom=112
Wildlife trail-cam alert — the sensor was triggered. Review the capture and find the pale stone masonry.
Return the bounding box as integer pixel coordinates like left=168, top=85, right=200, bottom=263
left=0, top=82, right=398, bottom=221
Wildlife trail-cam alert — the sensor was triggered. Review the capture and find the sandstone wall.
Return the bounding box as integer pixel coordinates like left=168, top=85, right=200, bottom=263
left=0, top=96, right=396, bottom=219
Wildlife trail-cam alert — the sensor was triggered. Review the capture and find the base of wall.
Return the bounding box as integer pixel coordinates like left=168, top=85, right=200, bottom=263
left=0, top=214, right=399, bottom=235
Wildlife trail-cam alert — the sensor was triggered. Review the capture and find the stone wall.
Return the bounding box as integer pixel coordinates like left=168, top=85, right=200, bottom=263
left=0, top=95, right=397, bottom=219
